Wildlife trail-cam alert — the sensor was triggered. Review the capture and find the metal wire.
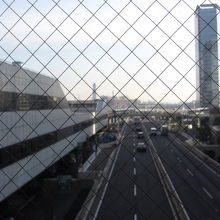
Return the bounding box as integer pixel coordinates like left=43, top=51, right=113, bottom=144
left=0, top=0, right=220, bottom=219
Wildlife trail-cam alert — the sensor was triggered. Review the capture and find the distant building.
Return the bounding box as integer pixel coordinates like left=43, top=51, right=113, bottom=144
left=195, top=4, right=219, bottom=108
left=101, top=95, right=140, bottom=110
left=69, top=100, right=98, bottom=113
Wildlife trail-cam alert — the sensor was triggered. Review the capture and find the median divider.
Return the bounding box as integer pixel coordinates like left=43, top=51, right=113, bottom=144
left=142, top=125, right=190, bottom=220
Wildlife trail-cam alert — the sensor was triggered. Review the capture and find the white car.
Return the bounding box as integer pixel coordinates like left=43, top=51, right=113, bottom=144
left=137, top=131, right=144, bottom=138
left=150, top=127, right=157, bottom=136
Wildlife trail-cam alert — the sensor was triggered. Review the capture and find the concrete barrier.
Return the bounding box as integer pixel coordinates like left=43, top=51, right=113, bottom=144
left=142, top=125, right=190, bottom=220
left=180, top=137, right=220, bottom=174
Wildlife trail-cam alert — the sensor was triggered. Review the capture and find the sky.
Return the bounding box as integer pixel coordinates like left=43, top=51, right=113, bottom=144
left=0, top=0, right=217, bottom=103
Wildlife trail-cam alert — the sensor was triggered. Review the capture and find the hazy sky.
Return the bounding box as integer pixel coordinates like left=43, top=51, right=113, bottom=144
left=0, top=0, right=216, bottom=103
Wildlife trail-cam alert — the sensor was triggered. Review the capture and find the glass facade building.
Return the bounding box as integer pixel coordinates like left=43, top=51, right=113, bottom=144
left=195, top=4, right=219, bottom=108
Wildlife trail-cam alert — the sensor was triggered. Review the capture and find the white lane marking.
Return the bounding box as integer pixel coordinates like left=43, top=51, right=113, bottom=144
left=134, top=185, right=137, bottom=196
left=133, top=148, right=135, bottom=153
left=133, top=157, right=136, bottom=162
left=173, top=137, right=220, bottom=179
left=177, top=157, right=182, bottom=162
left=187, top=169, right=194, bottom=177
left=203, top=187, right=213, bottom=199
left=134, top=168, right=136, bottom=175
left=134, top=214, right=137, bottom=220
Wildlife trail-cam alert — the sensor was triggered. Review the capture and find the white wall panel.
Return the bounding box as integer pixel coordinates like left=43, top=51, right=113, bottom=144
left=0, top=110, right=93, bottom=148
left=0, top=128, right=93, bottom=202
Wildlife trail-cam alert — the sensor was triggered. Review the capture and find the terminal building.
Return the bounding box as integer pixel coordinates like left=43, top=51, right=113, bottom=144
left=0, top=61, right=110, bottom=202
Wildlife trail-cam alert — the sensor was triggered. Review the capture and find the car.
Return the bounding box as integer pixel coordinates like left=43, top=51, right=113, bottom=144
left=160, top=125, right=168, bottom=136
left=137, top=131, right=144, bottom=138
left=136, top=142, right=147, bottom=152
left=136, top=127, right=142, bottom=131
left=150, top=127, right=157, bottom=136
left=133, top=117, right=140, bottom=124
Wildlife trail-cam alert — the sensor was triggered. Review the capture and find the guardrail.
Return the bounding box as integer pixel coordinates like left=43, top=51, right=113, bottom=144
left=176, top=134, right=220, bottom=175
left=142, top=125, right=190, bottom=220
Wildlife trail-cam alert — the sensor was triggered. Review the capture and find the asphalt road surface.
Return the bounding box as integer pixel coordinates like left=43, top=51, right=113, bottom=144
left=94, top=121, right=174, bottom=220
left=143, top=120, right=220, bottom=220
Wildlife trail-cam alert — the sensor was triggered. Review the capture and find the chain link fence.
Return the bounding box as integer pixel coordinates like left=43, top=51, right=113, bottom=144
left=0, top=0, right=220, bottom=219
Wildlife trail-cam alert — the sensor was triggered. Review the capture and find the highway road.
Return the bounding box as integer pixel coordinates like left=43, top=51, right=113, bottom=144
left=143, top=120, right=220, bottom=220
left=94, top=121, right=174, bottom=220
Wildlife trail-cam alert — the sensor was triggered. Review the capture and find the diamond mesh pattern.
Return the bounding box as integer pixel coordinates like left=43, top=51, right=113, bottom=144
left=0, top=0, right=220, bottom=220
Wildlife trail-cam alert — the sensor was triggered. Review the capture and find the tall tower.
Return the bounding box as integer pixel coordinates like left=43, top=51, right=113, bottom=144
left=195, top=4, right=219, bottom=108
left=92, top=83, right=96, bottom=100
